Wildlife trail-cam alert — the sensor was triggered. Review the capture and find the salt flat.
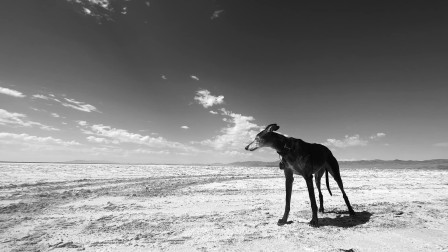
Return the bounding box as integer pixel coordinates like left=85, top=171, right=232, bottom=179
left=0, top=163, right=447, bottom=251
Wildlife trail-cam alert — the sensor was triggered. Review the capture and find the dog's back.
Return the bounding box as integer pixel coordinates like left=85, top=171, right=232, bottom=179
left=286, top=138, right=334, bottom=169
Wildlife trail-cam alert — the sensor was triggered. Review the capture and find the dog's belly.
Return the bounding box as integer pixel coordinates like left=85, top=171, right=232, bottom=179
left=284, top=161, right=327, bottom=176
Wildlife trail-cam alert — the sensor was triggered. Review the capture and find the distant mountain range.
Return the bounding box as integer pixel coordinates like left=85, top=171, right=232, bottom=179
left=226, top=159, right=448, bottom=170
left=1, top=159, right=447, bottom=169
left=64, top=160, right=116, bottom=164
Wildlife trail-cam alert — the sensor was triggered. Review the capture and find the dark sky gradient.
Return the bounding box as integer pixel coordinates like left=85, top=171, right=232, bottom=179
left=1, top=0, right=447, bottom=163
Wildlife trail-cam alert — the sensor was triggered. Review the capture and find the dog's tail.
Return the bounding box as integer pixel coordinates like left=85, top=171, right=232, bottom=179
left=325, top=169, right=332, bottom=196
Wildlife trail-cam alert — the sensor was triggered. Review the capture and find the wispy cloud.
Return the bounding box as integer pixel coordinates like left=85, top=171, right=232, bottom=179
left=190, top=75, right=200, bottom=81
left=68, top=0, right=146, bottom=23
left=196, top=108, right=262, bottom=150
left=83, top=7, right=92, bottom=15
left=86, top=135, right=118, bottom=144
left=370, top=132, right=386, bottom=140
left=33, top=93, right=99, bottom=113
left=32, top=94, right=50, bottom=100
left=181, top=126, right=189, bottom=129
left=86, top=0, right=110, bottom=9
left=223, top=150, right=252, bottom=157
left=211, top=10, right=224, bottom=20
left=0, top=109, right=59, bottom=131
left=61, top=98, right=100, bottom=113
left=133, top=148, right=170, bottom=155
left=209, top=110, right=218, bottom=115
left=70, top=0, right=111, bottom=11
left=78, top=121, right=196, bottom=152
left=121, top=6, right=127, bottom=15
left=323, top=134, right=368, bottom=148
left=0, top=132, right=80, bottom=147
left=77, top=120, right=88, bottom=126
left=194, top=89, right=224, bottom=108
left=51, top=113, right=60, bottom=118
left=0, top=86, right=26, bottom=98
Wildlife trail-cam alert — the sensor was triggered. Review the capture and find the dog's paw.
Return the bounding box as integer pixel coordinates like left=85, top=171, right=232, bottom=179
left=277, top=219, right=293, bottom=226
left=308, top=218, right=319, bottom=227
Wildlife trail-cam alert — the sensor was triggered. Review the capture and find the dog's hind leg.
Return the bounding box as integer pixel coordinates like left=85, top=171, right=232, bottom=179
left=278, top=169, right=294, bottom=226
left=328, top=155, right=356, bottom=216
left=305, top=175, right=319, bottom=227
left=315, top=168, right=325, bottom=213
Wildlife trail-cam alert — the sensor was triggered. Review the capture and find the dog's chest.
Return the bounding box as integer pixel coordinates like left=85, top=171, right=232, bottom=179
left=284, top=162, right=302, bottom=175
left=283, top=155, right=310, bottom=175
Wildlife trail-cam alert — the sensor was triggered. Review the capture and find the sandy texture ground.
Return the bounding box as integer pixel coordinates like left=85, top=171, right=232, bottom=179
left=1, top=163, right=448, bottom=251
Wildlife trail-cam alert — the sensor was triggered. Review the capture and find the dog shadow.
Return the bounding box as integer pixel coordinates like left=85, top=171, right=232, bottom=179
left=318, top=210, right=372, bottom=228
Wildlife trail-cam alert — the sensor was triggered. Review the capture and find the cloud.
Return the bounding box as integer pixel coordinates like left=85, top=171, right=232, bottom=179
left=223, top=150, right=252, bottom=157
left=121, top=6, right=127, bottom=15
left=133, top=148, right=170, bottom=155
left=33, top=93, right=99, bottom=113
left=211, top=10, right=224, bottom=20
left=0, top=86, right=26, bottom=98
left=78, top=121, right=196, bottom=151
left=0, top=132, right=80, bottom=147
left=93, top=0, right=110, bottom=9
left=323, top=134, right=368, bottom=148
left=161, top=75, right=167, bottom=80
left=77, top=120, right=88, bottom=126
left=434, top=142, right=448, bottom=147
left=196, top=108, right=262, bottom=150
left=323, top=132, right=386, bottom=148
left=51, top=113, right=60, bottom=118
left=0, top=109, right=59, bottom=131
left=370, top=132, right=386, bottom=140
left=72, top=0, right=110, bottom=10
left=181, top=126, right=189, bottom=129
left=62, top=98, right=99, bottom=113
left=32, top=94, right=50, bottom=100
left=194, top=89, right=224, bottom=108
left=69, top=0, right=151, bottom=23
left=209, top=110, right=218, bottom=115
left=83, top=7, right=92, bottom=15
left=86, top=135, right=118, bottom=144
left=190, top=75, right=200, bottom=81
left=67, top=0, right=114, bottom=22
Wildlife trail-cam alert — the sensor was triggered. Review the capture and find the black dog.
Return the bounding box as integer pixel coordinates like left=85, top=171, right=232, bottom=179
left=245, top=124, right=355, bottom=227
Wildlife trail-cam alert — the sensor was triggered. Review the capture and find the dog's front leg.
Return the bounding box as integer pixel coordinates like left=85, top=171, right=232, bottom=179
left=278, top=169, right=294, bottom=226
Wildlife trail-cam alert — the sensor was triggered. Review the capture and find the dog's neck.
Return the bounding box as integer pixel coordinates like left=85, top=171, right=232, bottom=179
left=272, top=133, right=292, bottom=156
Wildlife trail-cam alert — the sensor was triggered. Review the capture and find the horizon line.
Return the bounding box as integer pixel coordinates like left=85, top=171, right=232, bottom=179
left=1, top=158, right=448, bottom=165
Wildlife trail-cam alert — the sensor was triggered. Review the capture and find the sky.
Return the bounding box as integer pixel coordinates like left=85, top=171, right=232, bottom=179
left=1, top=0, right=448, bottom=163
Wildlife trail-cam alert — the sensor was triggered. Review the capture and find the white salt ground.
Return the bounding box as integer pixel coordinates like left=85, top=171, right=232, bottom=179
left=0, top=163, right=447, bottom=251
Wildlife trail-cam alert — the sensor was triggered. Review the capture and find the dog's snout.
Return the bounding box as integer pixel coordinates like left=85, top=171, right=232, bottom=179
left=245, top=144, right=249, bottom=150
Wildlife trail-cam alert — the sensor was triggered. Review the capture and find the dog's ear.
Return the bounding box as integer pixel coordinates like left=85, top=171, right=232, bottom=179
left=265, top=124, right=280, bottom=132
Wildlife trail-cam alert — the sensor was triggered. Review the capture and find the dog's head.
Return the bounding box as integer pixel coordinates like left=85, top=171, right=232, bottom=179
left=245, top=124, right=280, bottom=151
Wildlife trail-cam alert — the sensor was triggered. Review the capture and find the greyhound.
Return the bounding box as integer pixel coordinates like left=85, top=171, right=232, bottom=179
left=245, top=124, right=355, bottom=227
